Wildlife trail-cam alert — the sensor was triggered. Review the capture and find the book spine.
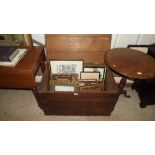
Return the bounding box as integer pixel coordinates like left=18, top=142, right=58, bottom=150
left=0, top=55, right=10, bottom=61
left=0, top=48, right=27, bottom=67
left=0, top=48, right=12, bottom=61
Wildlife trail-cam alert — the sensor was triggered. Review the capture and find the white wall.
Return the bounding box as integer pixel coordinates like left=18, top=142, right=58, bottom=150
left=32, top=34, right=155, bottom=48
left=111, top=34, right=140, bottom=48
left=111, top=34, right=155, bottom=48
left=137, top=34, right=155, bottom=45
left=31, top=34, right=45, bottom=45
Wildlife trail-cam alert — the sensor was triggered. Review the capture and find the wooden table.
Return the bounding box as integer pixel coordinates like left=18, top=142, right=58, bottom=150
left=104, top=48, right=155, bottom=97
left=0, top=46, right=46, bottom=101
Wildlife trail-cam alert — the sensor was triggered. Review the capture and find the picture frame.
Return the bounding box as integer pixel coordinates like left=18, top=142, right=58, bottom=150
left=80, top=72, right=100, bottom=81
left=127, top=45, right=150, bottom=54
left=50, top=78, right=79, bottom=92
left=50, top=60, right=83, bottom=79
left=51, top=74, right=79, bottom=81
left=0, top=34, right=32, bottom=46
left=53, top=85, right=75, bottom=92
left=84, top=66, right=106, bottom=80
left=128, top=44, right=155, bottom=61
left=79, top=81, right=104, bottom=92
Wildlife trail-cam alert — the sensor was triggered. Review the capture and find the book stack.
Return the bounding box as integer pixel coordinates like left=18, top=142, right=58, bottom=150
left=0, top=46, right=28, bottom=67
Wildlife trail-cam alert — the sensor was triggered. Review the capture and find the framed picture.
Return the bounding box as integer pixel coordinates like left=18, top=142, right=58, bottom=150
left=0, top=34, right=32, bottom=46
left=79, top=81, right=104, bottom=92
left=127, top=45, right=150, bottom=54
left=80, top=72, right=100, bottom=81
left=84, top=67, right=106, bottom=80
left=51, top=74, right=78, bottom=81
left=49, top=77, right=79, bottom=92
left=50, top=60, right=83, bottom=79
left=54, top=85, right=75, bottom=92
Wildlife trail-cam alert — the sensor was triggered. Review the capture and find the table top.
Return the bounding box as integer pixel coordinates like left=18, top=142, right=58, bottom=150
left=104, top=48, right=155, bottom=79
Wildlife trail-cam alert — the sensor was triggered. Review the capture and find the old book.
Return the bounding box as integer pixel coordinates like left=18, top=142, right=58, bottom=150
left=0, top=46, right=19, bottom=62
left=0, top=48, right=28, bottom=67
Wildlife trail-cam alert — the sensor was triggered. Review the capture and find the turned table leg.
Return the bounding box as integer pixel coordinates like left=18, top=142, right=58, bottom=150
left=118, top=77, right=130, bottom=98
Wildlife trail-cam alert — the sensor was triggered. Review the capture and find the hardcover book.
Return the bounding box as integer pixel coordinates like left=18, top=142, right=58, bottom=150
left=0, top=46, right=19, bottom=62
left=0, top=48, right=28, bottom=67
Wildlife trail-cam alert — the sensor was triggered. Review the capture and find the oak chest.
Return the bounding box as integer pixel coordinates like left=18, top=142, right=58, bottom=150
left=36, top=34, right=119, bottom=115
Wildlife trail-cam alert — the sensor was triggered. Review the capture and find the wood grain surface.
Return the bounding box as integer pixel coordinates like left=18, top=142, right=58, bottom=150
left=105, top=48, right=155, bottom=79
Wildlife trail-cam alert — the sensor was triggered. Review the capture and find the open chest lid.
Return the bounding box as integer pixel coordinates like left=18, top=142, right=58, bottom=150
left=45, top=34, right=111, bottom=66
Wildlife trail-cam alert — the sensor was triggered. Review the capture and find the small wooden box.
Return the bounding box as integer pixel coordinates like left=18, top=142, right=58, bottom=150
left=37, top=34, right=119, bottom=115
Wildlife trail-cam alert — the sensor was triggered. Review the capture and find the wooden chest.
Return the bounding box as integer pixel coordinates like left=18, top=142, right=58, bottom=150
left=36, top=34, right=119, bottom=115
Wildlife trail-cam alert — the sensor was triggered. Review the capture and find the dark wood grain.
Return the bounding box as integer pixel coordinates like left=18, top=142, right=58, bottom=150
left=0, top=46, right=45, bottom=89
left=38, top=90, right=119, bottom=115
left=104, top=67, right=118, bottom=91
left=104, top=48, right=155, bottom=97
left=45, top=34, right=111, bottom=65
left=105, top=48, right=155, bottom=79
left=37, top=34, right=119, bottom=116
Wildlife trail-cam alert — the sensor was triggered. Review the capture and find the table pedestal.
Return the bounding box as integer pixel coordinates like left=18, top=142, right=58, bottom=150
left=118, top=77, right=131, bottom=98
